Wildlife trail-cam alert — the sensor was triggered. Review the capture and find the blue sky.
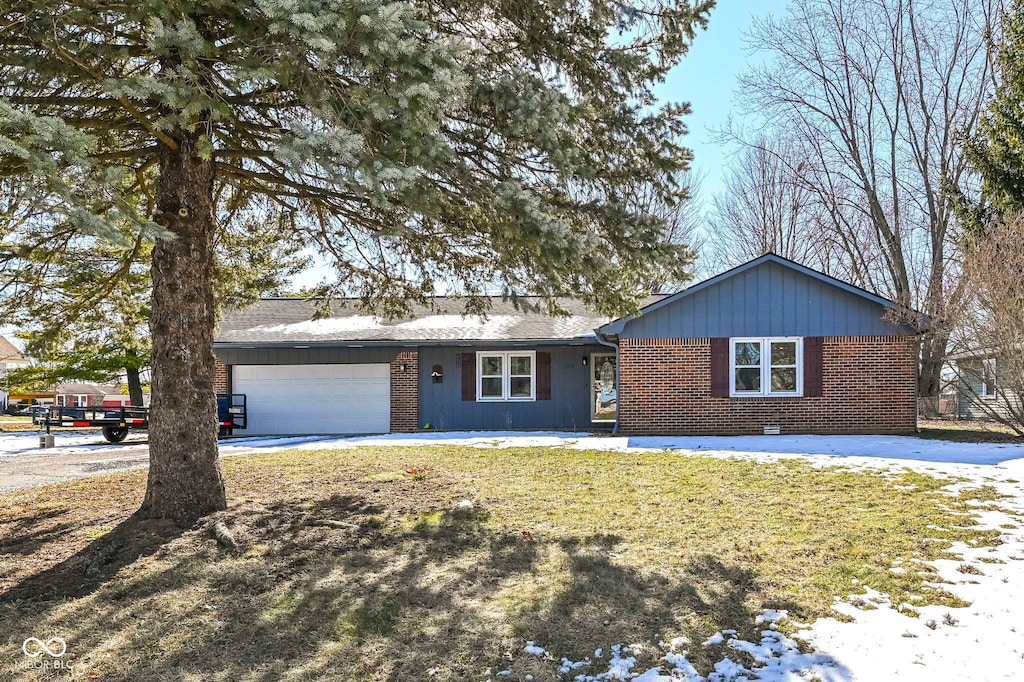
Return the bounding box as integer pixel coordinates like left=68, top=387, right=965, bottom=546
left=658, top=0, right=788, bottom=205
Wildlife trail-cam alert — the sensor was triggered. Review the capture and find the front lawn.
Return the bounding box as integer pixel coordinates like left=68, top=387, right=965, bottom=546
left=0, top=445, right=1003, bottom=680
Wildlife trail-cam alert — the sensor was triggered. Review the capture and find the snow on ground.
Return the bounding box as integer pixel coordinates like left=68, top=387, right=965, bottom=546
left=3, top=429, right=1024, bottom=680
left=0, top=430, right=149, bottom=458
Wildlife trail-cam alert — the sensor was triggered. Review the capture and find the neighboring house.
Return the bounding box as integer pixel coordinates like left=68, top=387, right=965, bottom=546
left=102, top=393, right=151, bottom=407
left=214, top=254, right=921, bottom=436
left=0, top=336, right=31, bottom=410
left=953, top=351, right=1021, bottom=422
left=53, top=382, right=118, bottom=408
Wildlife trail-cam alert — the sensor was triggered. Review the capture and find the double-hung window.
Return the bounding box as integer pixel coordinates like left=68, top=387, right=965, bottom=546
left=730, top=338, right=802, bottom=397
left=477, top=351, right=536, bottom=401
left=73, top=394, right=89, bottom=407
left=982, top=358, right=997, bottom=398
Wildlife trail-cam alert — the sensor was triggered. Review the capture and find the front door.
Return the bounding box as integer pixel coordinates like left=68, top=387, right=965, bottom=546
left=590, top=353, right=617, bottom=423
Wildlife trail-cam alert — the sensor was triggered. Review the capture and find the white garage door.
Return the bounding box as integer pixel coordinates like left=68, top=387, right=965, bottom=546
left=233, top=364, right=390, bottom=435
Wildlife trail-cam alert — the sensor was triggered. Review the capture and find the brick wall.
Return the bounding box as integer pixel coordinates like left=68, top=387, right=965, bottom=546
left=390, top=351, right=419, bottom=433
left=618, top=336, right=917, bottom=435
left=213, top=358, right=230, bottom=394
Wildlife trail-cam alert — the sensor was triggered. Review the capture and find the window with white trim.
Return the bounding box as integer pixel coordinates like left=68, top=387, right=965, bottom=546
left=477, top=351, right=535, bottom=401
left=730, top=338, right=803, bottom=397
left=73, top=394, right=89, bottom=407
left=982, top=358, right=997, bottom=398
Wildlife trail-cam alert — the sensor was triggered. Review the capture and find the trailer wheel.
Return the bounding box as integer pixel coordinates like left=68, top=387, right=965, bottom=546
left=102, top=426, right=129, bottom=443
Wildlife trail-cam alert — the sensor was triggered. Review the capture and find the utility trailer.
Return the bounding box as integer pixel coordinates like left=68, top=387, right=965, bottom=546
left=35, top=394, right=247, bottom=443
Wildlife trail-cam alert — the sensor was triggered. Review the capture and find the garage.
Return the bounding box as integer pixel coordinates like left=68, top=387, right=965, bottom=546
left=232, top=364, right=391, bottom=435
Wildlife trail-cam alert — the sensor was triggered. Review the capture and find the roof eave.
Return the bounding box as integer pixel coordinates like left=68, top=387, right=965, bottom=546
left=213, top=336, right=604, bottom=349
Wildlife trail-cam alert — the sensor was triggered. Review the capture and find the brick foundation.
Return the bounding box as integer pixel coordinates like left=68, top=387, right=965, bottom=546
left=213, top=358, right=230, bottom=394
left=390, top=351, right=419, bottom=432
left=618, top=336, right=917, bottom=435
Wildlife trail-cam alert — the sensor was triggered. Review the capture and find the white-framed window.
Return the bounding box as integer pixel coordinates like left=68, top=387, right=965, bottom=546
left=477, top=351, right=535, bottom=401
left=56, top=395, right=66, bottom=407
left=730, top=337, right=803, bottom=397
left=982, top=358, right=997, bottom=398
left=73, top=394, right=89, bottom=407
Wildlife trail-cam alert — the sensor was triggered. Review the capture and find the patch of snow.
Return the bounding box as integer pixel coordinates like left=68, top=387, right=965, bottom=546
left=755, top=610, right=787, bottom=625
left=523, top=641, right=547, bottom=657
left=0, top=430, right=148, bottom=458
left=257, top=315, right=381, bottom=335
left=519, top=610, right=845, bottom=682
left=557, top=657, right=589, bottom=675
left=605, top=644, right=637, bottom=680
left=632, top=668, right=674, bottom=682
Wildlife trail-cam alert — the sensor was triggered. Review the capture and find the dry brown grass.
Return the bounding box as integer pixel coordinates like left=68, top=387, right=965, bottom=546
left=0, top=445, right=1004, bottom=681
left=917, top=418, right=1022, bottom=443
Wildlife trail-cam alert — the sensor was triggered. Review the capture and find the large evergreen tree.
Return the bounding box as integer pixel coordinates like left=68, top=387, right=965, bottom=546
left=0, top=0, right=708, bottom=522
left=965, top=0, right=1024, bottom=226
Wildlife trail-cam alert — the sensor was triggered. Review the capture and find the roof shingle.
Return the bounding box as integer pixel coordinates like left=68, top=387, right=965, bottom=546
left=215, top=297, right=648, bottom=345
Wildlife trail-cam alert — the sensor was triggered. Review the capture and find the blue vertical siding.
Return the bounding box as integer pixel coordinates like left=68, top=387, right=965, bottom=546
left=622, top=261, right=902, bottom=338
left=418, top=345, right=599, bottom=431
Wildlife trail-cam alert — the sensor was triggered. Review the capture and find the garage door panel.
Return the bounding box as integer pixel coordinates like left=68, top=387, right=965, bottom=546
left=234, top=364, right=390, bottom=435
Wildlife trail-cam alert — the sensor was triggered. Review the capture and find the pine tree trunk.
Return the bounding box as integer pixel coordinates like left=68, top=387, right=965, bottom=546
left=141, top=124, right=226, bottom=522
left=125, top=366, right=145, bottom=407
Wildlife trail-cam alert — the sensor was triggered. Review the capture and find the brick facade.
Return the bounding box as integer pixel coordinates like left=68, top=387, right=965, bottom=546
left=390, top=351, right=419, bottom=433
left=213, top=358, right=230, bottom=394
left=618, top=336, right=917, bottom=435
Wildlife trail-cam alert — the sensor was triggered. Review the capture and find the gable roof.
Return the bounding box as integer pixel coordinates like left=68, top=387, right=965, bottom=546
left=598, top=253, right=908, bottom=337
left=54, top=382, right=117, bottom=396
left=0, top=336, right=27, bottom=363
left=215, top=297, right=662, bottom=346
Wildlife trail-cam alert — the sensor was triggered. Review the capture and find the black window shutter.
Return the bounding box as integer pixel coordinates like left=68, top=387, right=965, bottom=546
left=536, top=352, right=551, bottom=400
left=461, top=353, right=476, bottom=401
left=803, top=337, right=824, bottom=397
left=710, top=337, right=729, bottom=397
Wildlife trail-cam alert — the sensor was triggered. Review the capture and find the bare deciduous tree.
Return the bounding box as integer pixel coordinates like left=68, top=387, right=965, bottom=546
left=734, top=0, right=997, bottom=397
left=706, top=137, right=839, bottom=274
left=949, top=216, right=1024, bottom=433
left=632, top=170, right=705, bottom=292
